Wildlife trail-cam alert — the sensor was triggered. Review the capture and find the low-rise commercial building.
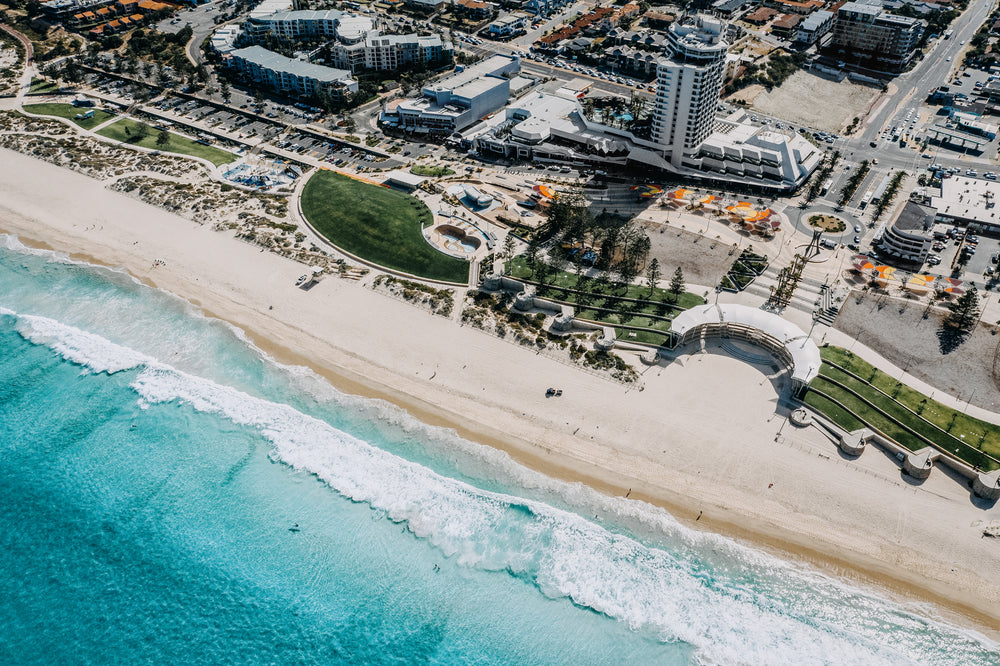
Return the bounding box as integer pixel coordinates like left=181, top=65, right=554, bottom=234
left=876, top=201, right=936, bottom=263
left=931, top=176, right=1000, bottom=232
left=381, top=54, right=520, bottom=134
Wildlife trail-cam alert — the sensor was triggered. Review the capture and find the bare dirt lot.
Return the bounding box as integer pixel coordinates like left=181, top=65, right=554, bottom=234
left=729, top=70, right=883, bottom=132
left=640, top=223, right=739, bottom=289
left=835, top=290, right=1000, bottom=412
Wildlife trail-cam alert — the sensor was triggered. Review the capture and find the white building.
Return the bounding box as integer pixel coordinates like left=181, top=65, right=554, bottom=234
left=466, top=15, right=820, bottom=190
left=243, top=9, right=452, bottom=73
left=876, top=201, right=936, bottom=264
left=486, top=14, right=529, bottom=38
left=382, top=54, right=520, bottom=134
left=931, top=176, right=1000, bottom=232
left=650, top=15, right=728, bottom=168
left=472, top=92, right=821, bottom=190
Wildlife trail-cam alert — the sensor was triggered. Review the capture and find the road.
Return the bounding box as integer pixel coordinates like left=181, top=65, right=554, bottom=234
left=846, top=0, right=997, bottom=162
left=792, top=0, right=999, bottom=244
left=0, top=22, right=35, bottom=105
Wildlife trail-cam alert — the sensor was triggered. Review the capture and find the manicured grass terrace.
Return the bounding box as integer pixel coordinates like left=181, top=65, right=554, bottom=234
left=506, top=255, right=705, bottom=345
left=22, top=103, right=114, bottom=130
left=804, top=346, right=1000, bottom=471
left=96, top=119, right=235, bottom=167
left=301, top=170, right=470, bottom=284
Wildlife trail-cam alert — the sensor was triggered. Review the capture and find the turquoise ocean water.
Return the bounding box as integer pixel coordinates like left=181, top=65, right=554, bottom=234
left=0, top=233, right=997, bottom=665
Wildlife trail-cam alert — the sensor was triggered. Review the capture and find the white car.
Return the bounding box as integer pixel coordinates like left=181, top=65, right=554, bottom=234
left=295, top=274, right=308, bottom=286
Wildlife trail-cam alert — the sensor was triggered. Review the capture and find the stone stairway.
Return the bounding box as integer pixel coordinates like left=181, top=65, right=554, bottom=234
left=744, top=266, right=826, bottom=313
left=813, top=283, right=843, bottom=326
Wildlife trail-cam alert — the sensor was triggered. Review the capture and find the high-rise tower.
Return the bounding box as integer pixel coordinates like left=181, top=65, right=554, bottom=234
left=650, top=15, right=728, bottom=167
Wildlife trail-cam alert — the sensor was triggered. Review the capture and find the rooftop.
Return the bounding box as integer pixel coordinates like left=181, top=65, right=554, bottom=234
left=799, top=9, right=834, bottom=29
left=931, top=176, right=1000, bottom=226
left=261, top=9, right=344, bottom=21
left=230, top=46, right=353, bottom=83
left=249, top=0, right=293, bottom=19
left=425, top=54, right=515, bottom=96
left=838, top=0, right=883, bottom=15
left=892, top=201, right=936, bottom=234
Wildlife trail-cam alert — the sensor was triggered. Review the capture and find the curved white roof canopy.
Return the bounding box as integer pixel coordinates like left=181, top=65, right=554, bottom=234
left=672, top=303, right=822, bottom=385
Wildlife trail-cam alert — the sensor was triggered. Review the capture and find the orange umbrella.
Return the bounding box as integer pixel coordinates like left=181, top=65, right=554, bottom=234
left=532, top=184, right=556, bottom=199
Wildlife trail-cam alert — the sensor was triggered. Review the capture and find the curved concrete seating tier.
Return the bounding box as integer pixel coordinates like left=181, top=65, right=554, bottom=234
left=670, top=303, right=822, bottom=393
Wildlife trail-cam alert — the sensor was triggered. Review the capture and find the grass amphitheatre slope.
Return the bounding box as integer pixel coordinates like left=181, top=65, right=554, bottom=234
left=805, top=346, right=1000, bottom=471
left=301, top=170, right=469, bottom=283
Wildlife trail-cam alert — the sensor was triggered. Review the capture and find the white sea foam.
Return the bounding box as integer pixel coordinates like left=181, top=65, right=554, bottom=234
left=5, top=306, right=997, bottom=666
left=125, top=364, right=951, bottom=666
left=8, top=309, right=151, bottom=374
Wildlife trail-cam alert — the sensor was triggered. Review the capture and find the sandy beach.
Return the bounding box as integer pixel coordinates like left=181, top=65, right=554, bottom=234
left=2, top=147, right=999, bottom=639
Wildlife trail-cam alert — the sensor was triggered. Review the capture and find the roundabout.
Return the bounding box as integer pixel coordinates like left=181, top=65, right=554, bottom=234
left=806, top=213, right=846, bottom=233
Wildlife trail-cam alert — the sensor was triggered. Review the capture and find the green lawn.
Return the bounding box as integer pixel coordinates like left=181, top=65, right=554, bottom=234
left=28, top=78, right=59, bottom=94
left=614, top=327, right=672, bottom=346
left=22, top=103, right=113, bottom=130
left=805, top=346, right=1000, bottom=471
left=96, top=119, right=235, bottom=167
left=411, top=165, right=455, bottom=177
left=300, top=170, right=470, bottom=283
left=506, top=255, right=704, bottom=331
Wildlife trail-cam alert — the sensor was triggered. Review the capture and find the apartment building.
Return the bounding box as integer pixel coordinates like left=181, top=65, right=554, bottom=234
left=228, top=45, right=359, bottom=101
left=243, top=9, right=452, bottom=73
left=829, top=0, right=924, bottom=73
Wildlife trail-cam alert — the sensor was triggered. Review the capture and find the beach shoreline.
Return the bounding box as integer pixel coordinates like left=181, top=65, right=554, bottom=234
left=2, top=147, right=999, bottom=642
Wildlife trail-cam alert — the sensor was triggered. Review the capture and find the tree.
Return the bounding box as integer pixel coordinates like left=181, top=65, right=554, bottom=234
left=958, top=247, right=972, bottom=267
left=133, top=121, right=150, bottom=141
left=502, top=233, right=515, bottom=259
left=156, top=129, right=170, bottom=147
left=945, top=287, right=981, bottom=331
left=525, top=236, right=540, bottom=277
left=646, top=258, right=661, bottom=296
left=668, top=266, right=685, bottom=301
left=220, top=79, right=231, bottom=104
